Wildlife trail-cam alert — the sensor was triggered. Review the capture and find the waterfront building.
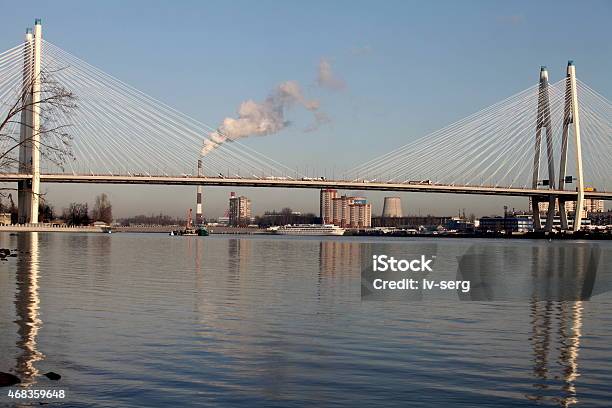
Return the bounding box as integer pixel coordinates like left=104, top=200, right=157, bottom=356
left=372, top=215, right=452, bottom=229
left=349, top=199, right=372, bottom=228
left=229, top=192, right=252, bottom=227
left=331, top=195, right=371, bottom=228
left=319, top=189, right=338, bottom=224
left=478, top=215, right=533, bottom=233
left=445, top=217, right=476, bottom=232
left=588, top=210, right=612, bottom=226
left=530, top=189, right=604, bottom=219
left=332, top=195, right=354, bottom=227
left=382, top=197, right=403, bottom=218
left=565, top=198, right=604, bottom=217
left=216, top=216, right=230, bottom=226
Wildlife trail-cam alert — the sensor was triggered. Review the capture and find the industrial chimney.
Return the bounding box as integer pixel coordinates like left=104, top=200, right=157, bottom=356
left=195, top=159, right=203, bottom=225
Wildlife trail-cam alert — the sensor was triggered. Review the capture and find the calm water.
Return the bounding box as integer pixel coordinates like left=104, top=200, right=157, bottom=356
left=1, top=232, right=612, bottom=407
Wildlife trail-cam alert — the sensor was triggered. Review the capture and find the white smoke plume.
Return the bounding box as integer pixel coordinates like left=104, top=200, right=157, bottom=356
left=317, top=58, right=345, bottom=91
left=201, top=81, right=322, bottom=155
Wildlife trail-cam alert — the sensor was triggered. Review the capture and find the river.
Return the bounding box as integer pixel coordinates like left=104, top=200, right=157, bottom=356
left=1, top=233, right=611, bottom=407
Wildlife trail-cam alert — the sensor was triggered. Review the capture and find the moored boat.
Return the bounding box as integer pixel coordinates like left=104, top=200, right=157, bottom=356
left=268, top=224, right=345, bottom=236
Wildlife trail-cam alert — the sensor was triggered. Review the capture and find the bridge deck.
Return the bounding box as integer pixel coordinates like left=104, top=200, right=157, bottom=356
left=0, top=173, right=610, bottom=200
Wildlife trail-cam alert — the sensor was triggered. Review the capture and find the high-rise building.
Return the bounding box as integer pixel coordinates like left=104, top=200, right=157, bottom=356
left=332, top=195, right=354, bottom=227
left=532, top=196, right=604, bottom=219
left=382, top=197, right=403, bottom=218
left=320, top=189, right=338, bottom=224
left=565, top=198, right=604, bottom=215
left=331, top=195, right=371, bottom=228
left=349, top=200, right=372, bottom=228
left=229, top=192, right=251, bottom=226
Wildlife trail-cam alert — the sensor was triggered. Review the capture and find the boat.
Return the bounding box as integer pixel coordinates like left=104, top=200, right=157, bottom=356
left=181, top=227, right=197, bottom=236
left=269, top=224, right=345, bottom=236
left=171, top=208, right=207, bottom=236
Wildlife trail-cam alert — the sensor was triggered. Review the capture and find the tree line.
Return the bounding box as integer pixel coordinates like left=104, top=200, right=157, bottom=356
left=117, top=213, right=183, bottom=226
left=0, top=193, right=113, bottom=226
left=254, top=207, right=319, bottom=227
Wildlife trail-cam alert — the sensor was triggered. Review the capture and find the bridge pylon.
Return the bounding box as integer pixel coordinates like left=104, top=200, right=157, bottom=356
left=17, top=19, right=42, bottom=224
left=531, top=66, right=556, bottom=232
left=557, top=61, right=585, bottom=232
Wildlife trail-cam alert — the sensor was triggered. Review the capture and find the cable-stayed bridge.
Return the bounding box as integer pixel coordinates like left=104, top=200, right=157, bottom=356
left=0, top=20, right=611, bottom=231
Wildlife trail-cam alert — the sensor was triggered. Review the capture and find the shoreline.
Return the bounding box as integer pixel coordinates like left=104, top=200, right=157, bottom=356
left=0, top=226, right=610, bottom=240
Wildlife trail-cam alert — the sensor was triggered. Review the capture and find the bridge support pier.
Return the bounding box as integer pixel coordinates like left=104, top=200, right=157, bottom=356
left=17, top=19, right=42, bottom=224
left=531, top=66, right=556, bottom=232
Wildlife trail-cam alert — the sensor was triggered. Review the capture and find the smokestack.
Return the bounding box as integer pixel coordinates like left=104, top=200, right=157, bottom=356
left=196, top=159, right=203, bottom=225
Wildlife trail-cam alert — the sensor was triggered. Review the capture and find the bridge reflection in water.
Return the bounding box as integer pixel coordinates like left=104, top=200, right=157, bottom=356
left=13, top=232, right=44, bottom=385
left=2, top=235, right=609, bottom=406
left=529, top=301, right=584, bottom=407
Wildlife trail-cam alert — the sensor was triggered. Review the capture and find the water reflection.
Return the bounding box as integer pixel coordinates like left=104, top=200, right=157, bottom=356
left=13, top=232, right=44, bottom=385
left=228, top=238, right=252, bottom=277
left=318, top=240, right=362, bottom=277
left=458, top=243, right=603, bottom=301
left=3, top=234, right=609, bottom=406
left=528, top=301, right=583, bottom=407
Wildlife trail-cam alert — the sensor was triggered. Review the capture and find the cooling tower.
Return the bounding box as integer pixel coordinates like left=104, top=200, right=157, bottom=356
left=382, top=197, right=403, bottom=218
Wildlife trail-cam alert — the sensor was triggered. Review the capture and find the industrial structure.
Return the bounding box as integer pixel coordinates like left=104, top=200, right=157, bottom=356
left=382, top=197, right=403, bottom=218
left=195, top=159, right=204, bottom=225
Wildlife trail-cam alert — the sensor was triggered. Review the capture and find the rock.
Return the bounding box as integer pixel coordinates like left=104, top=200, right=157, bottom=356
left=0, top=372, right=21, bottom=387
left=9, top=254, right=16, bottom=257
left=0, top=249, right=9, bottom=256
left=43, top=372, right=61, bottom=381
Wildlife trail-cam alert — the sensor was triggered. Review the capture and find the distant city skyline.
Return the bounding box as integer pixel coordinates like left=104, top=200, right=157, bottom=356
left=1, top=1, right=611, bottom=217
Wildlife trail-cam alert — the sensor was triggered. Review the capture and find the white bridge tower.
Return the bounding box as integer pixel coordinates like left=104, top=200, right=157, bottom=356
left=17, top=19, right=42, bottom=224
left=557, top=61, right=585, bottom=232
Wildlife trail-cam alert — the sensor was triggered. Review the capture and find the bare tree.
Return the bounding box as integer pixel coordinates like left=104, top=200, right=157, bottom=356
left=92, top=193, right=113, bottom=224
left=0, top=65, right=76, bottom=173
left=62, top=202, right=89, bottom=226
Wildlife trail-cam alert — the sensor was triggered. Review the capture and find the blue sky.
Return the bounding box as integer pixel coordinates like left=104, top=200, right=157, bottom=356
left=1, top=1, right=611, bottom=217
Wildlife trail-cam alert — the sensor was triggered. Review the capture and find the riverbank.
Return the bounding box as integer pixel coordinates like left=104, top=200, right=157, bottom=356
left=0, top=224, right=107, bottom=233
left=2, top=224, right=610, bottom=239
left=344, top=229, right=612, bottom=240
left=115, top=226, right=267, bottom=234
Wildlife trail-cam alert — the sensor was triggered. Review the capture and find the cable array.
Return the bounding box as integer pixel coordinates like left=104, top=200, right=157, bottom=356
left=576, top=80, right=612, bottom=192
left=2, top=40, right=303, bottom=177
left=0, top=42, right=29, bottom=169
left=348, top=78, right=611, bottom=192
left=1, top=40, right=610, bottom=191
